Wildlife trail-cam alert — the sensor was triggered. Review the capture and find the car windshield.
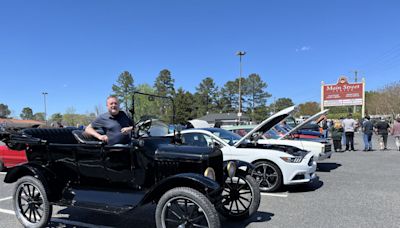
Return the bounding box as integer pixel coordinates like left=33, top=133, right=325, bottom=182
left=207, top=128, right=243, bottom=146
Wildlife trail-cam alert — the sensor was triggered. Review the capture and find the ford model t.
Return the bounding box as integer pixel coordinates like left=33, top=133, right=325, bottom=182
left=0, top=92, right=260, bottom=228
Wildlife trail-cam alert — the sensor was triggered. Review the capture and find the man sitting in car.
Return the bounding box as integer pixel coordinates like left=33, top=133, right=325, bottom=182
left=85, top=95, right=133, bottom=145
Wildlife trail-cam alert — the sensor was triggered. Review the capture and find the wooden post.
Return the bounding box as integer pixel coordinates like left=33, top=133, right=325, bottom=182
left=321, top=81, right=325, bottom=111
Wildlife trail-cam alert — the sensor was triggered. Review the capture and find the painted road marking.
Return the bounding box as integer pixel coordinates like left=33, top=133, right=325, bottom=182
left=0, top=172, right=6, bottom=175
left=0, top=210, right=113, bottom=228
left=0, top=208, right=14, bottom=215
left=0, top=197, right=12, bottom=202
left=261, top=192, right=288, bottom=198
left=51, top=218, right=114, bottom=228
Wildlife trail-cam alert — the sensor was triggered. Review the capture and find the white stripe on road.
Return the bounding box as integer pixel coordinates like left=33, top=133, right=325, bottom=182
left=0, top=208, right=15, bottom=215
left=0, top=210, right=113, bottom=228
left=0, top=172, right=6, bottom=175
left=261, top=192, right=288, bottom=198
left=0, top=197, right=12, bottom=202
left=51, top=218, right=114, bottom=228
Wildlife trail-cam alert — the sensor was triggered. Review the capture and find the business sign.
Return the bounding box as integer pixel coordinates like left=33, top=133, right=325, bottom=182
left=322, top=77, right=364, bottom=107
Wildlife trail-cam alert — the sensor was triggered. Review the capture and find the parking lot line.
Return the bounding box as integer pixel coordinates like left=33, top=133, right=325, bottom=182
left=260, top=192, right=288, bottom=197
left=0, top=196, right=12, bottom=202
left=0, top=208, right=15, bottom=215
left=51, top=218, right=114, bottom=228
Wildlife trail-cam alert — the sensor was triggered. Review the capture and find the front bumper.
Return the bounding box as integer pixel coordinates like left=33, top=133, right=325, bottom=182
left=283, top=154, right=317, bottom=185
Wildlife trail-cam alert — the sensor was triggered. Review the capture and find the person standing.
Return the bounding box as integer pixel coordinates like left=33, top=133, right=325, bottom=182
left=342, top=113, right=356, bottom=151
left=374, top=117, right=390, bottom=150
left=331, top=120, right=343, bottom=152
left=391, top=116, right=400, bottom=151
left=362, top=116, right=374, bottom=151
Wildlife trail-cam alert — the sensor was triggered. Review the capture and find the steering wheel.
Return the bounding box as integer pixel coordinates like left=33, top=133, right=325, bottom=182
left=134, top=119, right=152, bottom=138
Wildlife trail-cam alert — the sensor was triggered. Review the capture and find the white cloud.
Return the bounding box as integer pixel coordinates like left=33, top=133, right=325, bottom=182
left=296, top=46, right=311, bottom=52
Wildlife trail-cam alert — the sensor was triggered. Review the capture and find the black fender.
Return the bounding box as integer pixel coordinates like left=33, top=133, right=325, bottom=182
left=223, top=160, right=255, bottom=176
left=139, top=173, right=222, bottom=206
left=4, top=162, right=63, bottom=201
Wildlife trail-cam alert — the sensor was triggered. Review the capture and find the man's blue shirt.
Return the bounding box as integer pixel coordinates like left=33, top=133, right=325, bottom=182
left=91, top=111, right=133, bottom=145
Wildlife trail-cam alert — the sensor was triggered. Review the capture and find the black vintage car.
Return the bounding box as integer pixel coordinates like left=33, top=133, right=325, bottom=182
left=0, top=92, right=260, bottom=228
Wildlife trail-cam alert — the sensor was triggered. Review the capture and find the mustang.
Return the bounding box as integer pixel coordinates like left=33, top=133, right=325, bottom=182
left=176, top=123, right=317, bottom=192
left=223, top=107, right=333, bottom=161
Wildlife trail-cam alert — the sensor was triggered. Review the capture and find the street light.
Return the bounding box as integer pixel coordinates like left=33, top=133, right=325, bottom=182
left=42, top=92, right=48, bottom=125
left=236, top=51, right=246, bottom=123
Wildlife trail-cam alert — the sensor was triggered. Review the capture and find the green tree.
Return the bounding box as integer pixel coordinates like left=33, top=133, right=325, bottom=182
left=133, top=84, right=161, bottom=122
left=112, top=71, right=135, bottom=114
left=243, top=74, right=271, bottom=118
left=154, top=69, right=175, bottom=97
left=220, top=80, right=239, bottom=112
left=252, top=105, right=270, bottom=122
left=271, top=98, right=294, bottom=113
left=0, top=103, right=11, bottom=118
left=195, top=77, right=219, bottom=115
left=175, top=88, right=195, bottom=124
left=298, top=102, right=320, bottom=116
left=20, top=107, right=34, bottom=120
left=33, top=112, right=45, bottom=121
left=50, top=113, right=63, bottom=123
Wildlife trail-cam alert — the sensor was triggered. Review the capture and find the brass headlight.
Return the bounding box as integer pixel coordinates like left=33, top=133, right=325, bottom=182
left=227, top=161, right=237, bottom=178
left=204, top=167, right=216, bottom=181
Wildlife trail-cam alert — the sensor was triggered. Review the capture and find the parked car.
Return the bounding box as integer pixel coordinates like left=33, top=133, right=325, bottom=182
left=0, top=92, right=260, bottom=228
left=0, top=143, right=27, bottom=171
left=176, top=124, right=317, bottom=192
left=223, top=107, right=333, bottom=161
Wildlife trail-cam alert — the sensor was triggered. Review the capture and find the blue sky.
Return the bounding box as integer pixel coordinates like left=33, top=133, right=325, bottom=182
left=1, top=0, right=400, bottom=118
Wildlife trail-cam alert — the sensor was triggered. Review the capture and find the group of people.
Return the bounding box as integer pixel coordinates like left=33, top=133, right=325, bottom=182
left=330, top=114, right=400, bottom=152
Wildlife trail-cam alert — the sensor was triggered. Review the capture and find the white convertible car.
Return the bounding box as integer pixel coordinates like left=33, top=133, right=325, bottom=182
left=178, top=121, right=317, bottom=192
left=224, top=107, right=333, bottom=161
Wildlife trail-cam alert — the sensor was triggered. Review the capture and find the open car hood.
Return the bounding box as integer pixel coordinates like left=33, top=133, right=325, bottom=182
left=233, top=106, right=297, bottom=147
left=278, top=109, right=329, bottom=140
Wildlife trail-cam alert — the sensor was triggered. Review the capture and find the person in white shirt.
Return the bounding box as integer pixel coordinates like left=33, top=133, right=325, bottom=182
left=342, top=113, right=356, bottom=151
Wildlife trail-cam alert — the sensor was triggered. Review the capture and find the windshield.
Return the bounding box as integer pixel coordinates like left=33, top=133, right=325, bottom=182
left=207, top=128, right=243, bottom=146
left=264, top=129, right=280, bottom=139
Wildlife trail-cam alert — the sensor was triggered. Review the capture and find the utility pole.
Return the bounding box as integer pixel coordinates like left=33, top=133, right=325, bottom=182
left=353, top=71, right=358, bottom=114
left=236, top=51, right=246, bottom=123
left=42, top=92, right=48, bottom=125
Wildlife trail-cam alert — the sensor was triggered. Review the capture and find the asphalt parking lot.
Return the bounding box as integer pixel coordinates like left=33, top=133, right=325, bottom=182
left=1, top=133, right=400, bottom=228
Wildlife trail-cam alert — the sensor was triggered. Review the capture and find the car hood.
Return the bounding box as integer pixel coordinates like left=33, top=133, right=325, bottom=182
left=234, top=106, right=297, bottom=147
left=278, top=109, right=329, bottom=140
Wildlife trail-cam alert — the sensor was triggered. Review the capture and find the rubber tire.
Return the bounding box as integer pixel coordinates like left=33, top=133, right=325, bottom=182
left=252, top=161, right=283, bottom=192
left=13, top=176, right=52, bottom=228
left=155, top=187, right=220, bottom=228
left=0, top=159, right=4, bottom=172
left=217, top=171, right=261, bottom=220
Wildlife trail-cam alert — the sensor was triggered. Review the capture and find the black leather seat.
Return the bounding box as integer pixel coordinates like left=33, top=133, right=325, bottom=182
left=22, top=128, right=78, bottom=144
left=72, top=130, right=102, bottom=145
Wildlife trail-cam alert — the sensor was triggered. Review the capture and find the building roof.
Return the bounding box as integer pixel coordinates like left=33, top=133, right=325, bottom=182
left=0, top=118, right=45, bottom=128
left=198, top=113, right=250, bottom=122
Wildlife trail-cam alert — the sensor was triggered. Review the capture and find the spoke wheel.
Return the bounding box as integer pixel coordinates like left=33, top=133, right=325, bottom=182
left=156, top=187, right=220, bottom=228
left=13, top=176, right=52, bottom=228
left=217, top=171, right=260, bottom=220
left=252, top=161, right=282, bottom=192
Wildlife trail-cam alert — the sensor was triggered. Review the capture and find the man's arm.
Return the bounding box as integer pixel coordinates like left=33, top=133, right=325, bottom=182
left=85, top=124, right=108, bottom=142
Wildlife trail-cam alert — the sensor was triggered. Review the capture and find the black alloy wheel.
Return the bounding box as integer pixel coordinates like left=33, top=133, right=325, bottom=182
left=156, top=187, right=220, bottom=228
left=217, top=171, right=260, bottom=220
left=13, top=176, right=52, bottom=228
left=252, top=161, right=283, bottom=192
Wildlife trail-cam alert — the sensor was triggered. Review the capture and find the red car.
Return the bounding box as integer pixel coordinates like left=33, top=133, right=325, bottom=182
left=0, top=143, right=27, bottom=171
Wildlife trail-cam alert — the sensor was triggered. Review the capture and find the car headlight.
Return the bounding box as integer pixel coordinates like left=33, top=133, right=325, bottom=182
left=321, top=146, right=325, bottom=153
left=204, top=167, right=216, bottom=181
left=280, top=156, right=303, bottom=163
left=227, top=161, right=237, bottom=178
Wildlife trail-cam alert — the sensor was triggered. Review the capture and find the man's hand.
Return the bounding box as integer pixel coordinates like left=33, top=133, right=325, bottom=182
left=98, top=135, right=108, bottom=142
left=121, top=126, right=133, bottom=135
